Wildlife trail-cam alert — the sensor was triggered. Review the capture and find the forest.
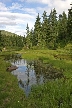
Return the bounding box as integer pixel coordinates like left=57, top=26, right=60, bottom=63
left=0, top=4, right=72, bottom=50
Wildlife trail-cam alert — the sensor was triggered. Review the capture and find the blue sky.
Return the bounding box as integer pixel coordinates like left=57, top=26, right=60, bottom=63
left=0, top=0, right=71, bottom=36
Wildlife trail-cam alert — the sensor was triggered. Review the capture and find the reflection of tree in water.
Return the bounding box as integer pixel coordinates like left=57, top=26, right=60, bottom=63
left=33, top=60, right=64, bottom=81
left=26, top=64, right=30, bottom=88
left=33, top=60, right=43, bottom=83
left=19, top=60, right=34, bottom=90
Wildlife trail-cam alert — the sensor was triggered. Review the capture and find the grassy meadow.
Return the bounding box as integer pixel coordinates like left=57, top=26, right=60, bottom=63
left=0, top=48, right=72, bottom=108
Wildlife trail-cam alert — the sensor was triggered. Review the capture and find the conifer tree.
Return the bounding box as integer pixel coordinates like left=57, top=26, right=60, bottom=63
left=0, top=31, right=2, bottom=46
left=48, top=8, right=58, bottom=49
left=57, top=11, right=67, bottom=47
left=33, top=13, right=41, bottom=46
left=41, top=11, right=49, bottom=47
left=67, top=3, right=72, bottom=42
left=26, top=23, right=32, bottom=48
left=23, top=35, right=26, bottom=46
left=26, top=23, right=29, bottom=36
left=29, top=28, right=34, bottom=47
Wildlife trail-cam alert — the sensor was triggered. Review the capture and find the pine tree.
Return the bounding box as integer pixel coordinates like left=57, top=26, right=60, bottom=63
left=29, top=28, right=34, bottom=47
left=33, top=13, right=41, bottom=46
left=26, top=23, right=32, bottom=48
left=57, top=11, right=67, bottom=47
left=41, top=11, right=49, bottom=47
left=23, top=35, right=26, bottom=47
left=48, top=8, right=58, bottom=49
left=67, top=3, right=72, bottom=42
left=26, top=23, right=29, bottom=36
left=0, top=31, right=2, bottom=46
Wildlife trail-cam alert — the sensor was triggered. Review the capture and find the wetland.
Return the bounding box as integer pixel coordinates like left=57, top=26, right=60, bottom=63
left=0, top=50, right=72, bottom=108
left=10, top=58, right=64, bottom=96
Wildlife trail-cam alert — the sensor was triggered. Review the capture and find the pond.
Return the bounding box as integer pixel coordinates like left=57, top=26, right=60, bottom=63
left=10, top=58, right=64, bottom=96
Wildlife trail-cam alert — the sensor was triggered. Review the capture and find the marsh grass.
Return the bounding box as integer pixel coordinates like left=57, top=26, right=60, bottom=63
left=0, top=54, right=27, bottom=108
left=20, top=49, right=72, bottom=78
left=28, top=78, right=72, bottom=108
left=0, top=49, right=72, bottom=108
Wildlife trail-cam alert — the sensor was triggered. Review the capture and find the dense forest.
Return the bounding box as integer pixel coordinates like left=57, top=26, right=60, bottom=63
left=25, top=3, right=72, bottom=49
left=0, top=30, right=25, bottom=50
left=0, top=3, right=72, bottom=50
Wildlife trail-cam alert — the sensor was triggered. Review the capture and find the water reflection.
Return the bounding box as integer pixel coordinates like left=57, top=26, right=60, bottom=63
left=11, top=59, right=64, bottom=96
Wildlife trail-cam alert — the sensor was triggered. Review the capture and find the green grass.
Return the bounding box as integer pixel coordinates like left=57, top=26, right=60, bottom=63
left=19, top=49, right=72, bottom=78
left=28, top=79, right=72, bottom=108
left=0, top=57, right=28, bottom=108
left=0, top=49, right=72, bottom=108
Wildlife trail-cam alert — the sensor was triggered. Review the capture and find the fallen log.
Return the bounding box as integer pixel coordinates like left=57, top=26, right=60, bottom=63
left=7, top=65, right=18, bottom=72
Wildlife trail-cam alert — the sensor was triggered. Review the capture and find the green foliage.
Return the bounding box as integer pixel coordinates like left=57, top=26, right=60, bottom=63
left=57, top=11, right=67, bottom=46
left=67, top=3, right=72, bottom=42
left=33, top=13, right=42, bottom=46
left=25, top=3, right=72, bottom=49
left=41, top=11, right=49, bottom=47
left=29, top=78, right=72, bottom=108
left=0, top=30, right=25, bottom=50
left=0, top=49, right=72, bottom=107
left=47, top=8, right=58, bottom=49
left=0, top=3, right=72, bottom=50
left=0, top=54, right=27, bottom=108
left=64, top=43, right=72, bottom=53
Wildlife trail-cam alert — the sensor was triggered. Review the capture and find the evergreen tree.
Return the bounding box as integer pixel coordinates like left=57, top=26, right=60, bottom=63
left=48, top=8, right=58, bottom=49
left=25, top=23, right=31, bottom=48
left=33, top=13, right=41, bottom=46
left=23, top=35, right=26, bottom=46
left=29, top=28, right=34, bottom=47
left=41, top=11, right=49, bottom=47
left=0, top=31, right=2, bottom=46
left=57, top=11, right=67, bottom=47
left=67, top=3, right=72, bottom=42
left=26, top=23, right=29, bottom=36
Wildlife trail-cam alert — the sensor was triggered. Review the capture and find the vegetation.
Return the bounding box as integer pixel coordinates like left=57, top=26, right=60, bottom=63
left=0, top=52, right=26, bottom=108
left=0, top=4, right=72, bottom=50
left=0, top=3, right=72, bottom=108
left=24, top=4, right=72, bottom=49
left=0, top=49, right=72, bottom=108
left=0, top=30, right=25, bottom=50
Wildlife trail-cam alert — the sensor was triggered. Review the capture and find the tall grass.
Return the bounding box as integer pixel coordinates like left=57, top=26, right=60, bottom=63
left=28, top=78, right=72, bottom=108
left=20, top=49, right=72, bottom=78
left=0, top=53, right=27, bottom=108
left=0, top=49, right=72, bottom=108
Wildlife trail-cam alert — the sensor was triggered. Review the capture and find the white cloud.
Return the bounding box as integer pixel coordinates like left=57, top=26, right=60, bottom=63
left=0, top=2, right=8, bottom=11
left=18, top=0, right=25, bottom=2
left=22, top=8, right=37, bottom=15
left=0, top=0, right=71, bottom=36
left=9, top=2, right=23, bottom=10
left=5, top=25, right=26, bottom=36
left=50, top=0, right=71, bottom=15
left=0, top=1, right=36, bottom=36
left=0, top=0, right=11, bottom=2
left=26, top=0, right=71, bottom=14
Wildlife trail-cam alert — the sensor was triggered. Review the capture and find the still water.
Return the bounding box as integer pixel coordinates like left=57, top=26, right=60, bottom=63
left=11, top=59, right=63, bottom=96
left=11, top=59, right=45, bottom=96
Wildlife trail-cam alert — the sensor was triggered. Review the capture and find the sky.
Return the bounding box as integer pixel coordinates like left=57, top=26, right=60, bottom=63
left=0, top=0, right=71, bottom=36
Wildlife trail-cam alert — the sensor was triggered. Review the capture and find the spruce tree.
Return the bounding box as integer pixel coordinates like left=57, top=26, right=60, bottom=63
left=26, top=23, right=29, bottom=36
left=23, top=35, right=26, bottom=47
left=67, top=3, right=72, bottom=42
left=41, top=11, right=49, bottom=47
left=48, top=8, right=58, bottom=49
left=29, top=28, right=34, bottom=47
left=0, top=31, right=2, bottom=46
left=57, top=11, right=67, bottom=47
left=33, top=13, right=41, bottom=46
left=26, top=23, right=32, bottom=48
